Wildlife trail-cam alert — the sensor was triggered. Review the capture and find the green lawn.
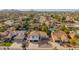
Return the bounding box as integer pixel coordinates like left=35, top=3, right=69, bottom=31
left=2, top=42, right=13, bottom=47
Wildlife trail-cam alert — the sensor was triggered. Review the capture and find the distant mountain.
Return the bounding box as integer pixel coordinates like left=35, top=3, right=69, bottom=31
left=32, top=9, right=79, bottom=12
left=0, top=9, right=79, bottom=12
left=0, top=9, right=21, bottom=13
left=19, top=9, right=79, bottom=12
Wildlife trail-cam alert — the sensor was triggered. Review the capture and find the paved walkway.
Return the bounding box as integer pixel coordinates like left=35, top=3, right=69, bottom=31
left=26, top=42, right=52, bottom=50
left=48, top=41, right=79, bottom=50
left=0, top=41, right=78, bottom=50
left=48, top=41, right=65, bottom=50
left=9, top=42, right=22, bottom=50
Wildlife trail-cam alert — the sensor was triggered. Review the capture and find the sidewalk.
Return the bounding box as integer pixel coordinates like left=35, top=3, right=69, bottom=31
left=26, top=42, right=52, bottom=50
left=9, top=42, right=23, bottom=50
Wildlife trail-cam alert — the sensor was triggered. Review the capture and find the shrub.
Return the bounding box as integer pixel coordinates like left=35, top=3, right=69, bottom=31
left=2, top=42, right=13, bottom=47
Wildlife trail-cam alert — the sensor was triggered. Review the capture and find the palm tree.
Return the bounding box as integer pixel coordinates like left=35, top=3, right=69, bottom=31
left=69, top=31, right=76, bottom=47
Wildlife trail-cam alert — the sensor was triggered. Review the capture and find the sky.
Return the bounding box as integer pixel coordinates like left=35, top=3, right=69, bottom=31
left=0, top=0, right=79, bottom=9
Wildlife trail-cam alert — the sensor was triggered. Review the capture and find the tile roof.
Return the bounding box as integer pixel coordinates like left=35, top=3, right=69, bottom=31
left=28, top=31, right=48, bottom=37
left=51, top=31, right=67, bottom=41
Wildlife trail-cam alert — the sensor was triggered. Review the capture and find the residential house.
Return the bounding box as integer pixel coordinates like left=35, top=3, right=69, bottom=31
left=13, top=31, right=26, bottom=40
left=27, top=31, right=39, bottom=41
left=4, top=30, right=26, bottom=43
left=39, top=16, right=46, bottom=24
left=51, top=31, right=68, bottom=42
left=27, top=31, right=49, bottom=42
left=0, top=31, right=9, bottom=38
left=4, top=20, right=14, bottom=26
left=65, top=16, right=75, bottom=23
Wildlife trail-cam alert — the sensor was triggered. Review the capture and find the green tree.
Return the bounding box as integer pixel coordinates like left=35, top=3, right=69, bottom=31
left=23, top=21, right=29, bottom=30
left=23, top=17, right=31, bottom=30
left=62, top=16, right=66, bottom=22
left=53, top=14, right=62, bottom=22
left=0, top=25, right=5, bottom=32
left=40, top=23, right=48, bottom=33
left=60, top=24, right=70, bottom=33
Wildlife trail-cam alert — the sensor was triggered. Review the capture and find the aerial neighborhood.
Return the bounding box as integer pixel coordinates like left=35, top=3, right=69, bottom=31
left=0, top=9, right=79, bottom=50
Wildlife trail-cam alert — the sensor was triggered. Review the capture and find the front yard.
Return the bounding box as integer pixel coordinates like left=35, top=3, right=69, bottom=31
left=2, top=42, right=13, bottom=47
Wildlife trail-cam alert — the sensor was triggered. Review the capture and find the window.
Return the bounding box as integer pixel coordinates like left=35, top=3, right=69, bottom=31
left=32, top=36, right=34, bottom=38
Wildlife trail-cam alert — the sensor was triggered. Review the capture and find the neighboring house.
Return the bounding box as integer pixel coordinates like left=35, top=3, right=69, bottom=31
left=13, top=31, right=26, bottom=40
left=28, top=31, right=39, bottom=41
left=65, top=16, right=71, bottom=21
left=65, top=16, right=76, bottom=23
left=29, top=23, right=41, bottom=30
left=5, top=30, right=26, bottom=39
left=4, top=20, right=14, bottom=26
left=39, top=16, right=46, bottom=24
left=0, top=31, right=9, bottom=38
left=4, top=30, right=26, bottom=43
left=51, top=31, right=68, bottom=42
left=27, top=31, right=49, bottom=42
